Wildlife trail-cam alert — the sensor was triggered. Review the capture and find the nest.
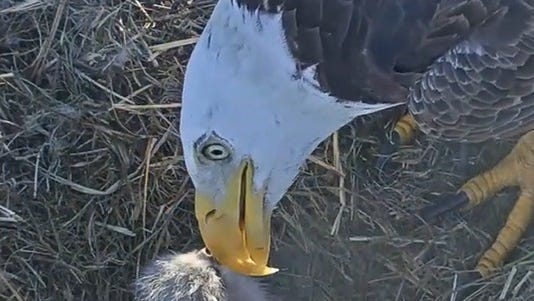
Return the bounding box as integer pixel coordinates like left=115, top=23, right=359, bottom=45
left=0, top=0, right=533, bottom=300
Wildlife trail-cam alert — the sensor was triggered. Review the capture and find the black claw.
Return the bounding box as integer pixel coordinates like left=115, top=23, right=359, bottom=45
left=452, top=271, right=484, bottom=300
left=375, top=143, right=396, bottom=170
left=375, top=132, right=402, bottom=170
left=419, top=191, right=470, bottom=222
left=389, top=131, right=402, bottom=146
left=459, top=270, right=482, bottom=287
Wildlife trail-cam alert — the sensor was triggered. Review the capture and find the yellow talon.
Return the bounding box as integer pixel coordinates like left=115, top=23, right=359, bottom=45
left=392, top=113, right=418, bottom=145
left=475, top=190, right=534, bottom=277
left=454, top=131, right=534, bottom=278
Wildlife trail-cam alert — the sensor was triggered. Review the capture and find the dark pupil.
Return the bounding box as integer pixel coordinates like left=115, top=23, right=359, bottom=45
left=210, top=148, right=224, bottom=157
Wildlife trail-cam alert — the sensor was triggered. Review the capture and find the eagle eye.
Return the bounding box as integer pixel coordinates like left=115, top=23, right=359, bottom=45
left=201, top=143, right=230, bottom=161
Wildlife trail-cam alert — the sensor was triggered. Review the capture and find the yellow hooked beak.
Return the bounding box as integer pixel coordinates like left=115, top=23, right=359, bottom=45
left=194, top=159, right=279, bottom=276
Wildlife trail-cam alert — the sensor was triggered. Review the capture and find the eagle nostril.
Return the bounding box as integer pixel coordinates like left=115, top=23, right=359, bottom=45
left=205, top=209, right=216, bottom=224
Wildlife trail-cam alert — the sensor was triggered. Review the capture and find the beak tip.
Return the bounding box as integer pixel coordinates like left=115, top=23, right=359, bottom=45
left=239, top=264, right=279, bottom=277
left=264, top=266, right=279, bottom=276
left=215, top=255, right=279, bottom=277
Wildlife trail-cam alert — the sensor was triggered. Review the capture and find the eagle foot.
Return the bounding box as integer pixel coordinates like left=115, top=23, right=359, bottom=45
left=421, top=131, right=534, bottom=279
left=391, top=113, right=418, bottom=146
left=375, top=113, right=419, bottom=170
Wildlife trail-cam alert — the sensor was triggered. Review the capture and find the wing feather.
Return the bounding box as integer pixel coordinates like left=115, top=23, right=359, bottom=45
left=409, top=0, right=534, bottom=142
left=234, top=0, right=534, bottom=142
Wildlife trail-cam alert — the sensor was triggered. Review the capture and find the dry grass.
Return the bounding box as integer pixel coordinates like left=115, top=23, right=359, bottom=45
left=1, top=0, right=534, bottom=300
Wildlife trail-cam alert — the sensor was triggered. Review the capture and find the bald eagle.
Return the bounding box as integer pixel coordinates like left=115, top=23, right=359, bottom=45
left=179, top=0, right=534, bottom=279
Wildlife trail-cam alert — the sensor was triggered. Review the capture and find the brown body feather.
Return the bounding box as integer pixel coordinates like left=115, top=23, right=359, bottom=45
left=235, top=0, right=534, bottom=142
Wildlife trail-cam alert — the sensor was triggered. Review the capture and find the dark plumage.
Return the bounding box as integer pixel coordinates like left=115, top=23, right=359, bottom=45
left=236, top=0, right=534, bottom=142
left=134, top=249, right=272, bottom=301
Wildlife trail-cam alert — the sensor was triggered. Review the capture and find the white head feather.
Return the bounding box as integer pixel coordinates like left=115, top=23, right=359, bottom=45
left=180, top=0, right=398, bottom=211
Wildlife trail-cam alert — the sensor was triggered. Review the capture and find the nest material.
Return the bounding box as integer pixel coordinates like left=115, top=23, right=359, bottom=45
left=0, top=0, right=533, bottom=300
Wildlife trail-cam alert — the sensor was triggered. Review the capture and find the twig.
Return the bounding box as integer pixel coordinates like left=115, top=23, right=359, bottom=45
left=149, top=37, right=199, bottom=52
left=0, top=272, right=23, bottom=301
left=349, top=235, right=446, bottom=245
left=31, top=0, right=68, bottom=77
left=142, top=138, right=157, bottom=236
left=0, top=73, right=15, bottom=79
left=112, top=103, right=181, bottom=111
left=130, top=0, right=153, bottom=23
left=78, top=72, right=134, bottom=104
left=449, top=273, right=458, bottom=301
left=499, top=266, right=517, bottom=300
left=308, top=155, right=345, bottom=176
left=0, top=205, right=23, bottom=222
left=95, top=221, right=136, bottom=237
left=0, top=0, right=48, bottom=13
left=148, top=37, right=199, bottom=61
left=330, top=132, right=346, bottom=236
left=33, top=150, right=40, bottom=198
left=512, top=270, right=532, bottom=296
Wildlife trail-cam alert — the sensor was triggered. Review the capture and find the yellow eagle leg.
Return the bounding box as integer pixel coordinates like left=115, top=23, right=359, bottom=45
left=476, top=191, right=534, bottom=278
left=458, top=145, right=518, bottom=212
left=391, top=113, right=418, bottom=145
left=457, top=131, right=534, bottom=278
